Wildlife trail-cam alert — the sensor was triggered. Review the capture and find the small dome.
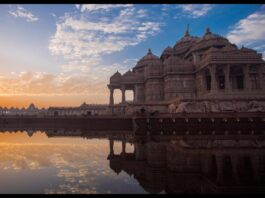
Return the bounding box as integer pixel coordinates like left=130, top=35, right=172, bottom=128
left=27, top=103, right=37, bottom=110
left=109, top=159, right=122, bottom=174
left=110, top=71, right=122, bottom=83
left=162, top=46, right=173, bottom=55
left=134, top=49, right=162, bottom=69
left=141, top=48, right=160, bottom=61
left=190, top=27, right=230, bottom=52
left=161, top=46, right=173, bottom=60
left=80, top=102, right=88, bottom=108
left=122, top=70, right=137, bottom=82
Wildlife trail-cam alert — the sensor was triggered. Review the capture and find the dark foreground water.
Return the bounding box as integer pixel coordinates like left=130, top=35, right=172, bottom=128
left=0, top=129, right=265, bottom=194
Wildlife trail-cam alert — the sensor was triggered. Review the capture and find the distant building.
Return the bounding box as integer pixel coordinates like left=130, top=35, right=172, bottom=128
left=47, top=102, right=109, bottom=116
left=0, top=103, right=45, bottom=116
left=108, top=26, right=265, bottom=114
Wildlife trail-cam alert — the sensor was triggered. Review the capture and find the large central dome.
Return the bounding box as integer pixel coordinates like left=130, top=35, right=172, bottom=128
left=173, top=26, right=199, bottom=55
left=189, top=27, right=230, bottom=52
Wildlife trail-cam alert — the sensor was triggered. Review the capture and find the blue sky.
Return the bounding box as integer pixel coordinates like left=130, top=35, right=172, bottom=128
left=0, top=4, right=264, bottom=107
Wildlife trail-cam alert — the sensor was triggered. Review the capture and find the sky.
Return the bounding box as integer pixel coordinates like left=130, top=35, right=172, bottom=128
left=0, top=4, right=264, bottom=108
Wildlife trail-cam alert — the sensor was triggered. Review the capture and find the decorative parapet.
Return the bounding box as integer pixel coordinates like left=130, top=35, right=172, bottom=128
left=197, top=50, right=264, bottom=67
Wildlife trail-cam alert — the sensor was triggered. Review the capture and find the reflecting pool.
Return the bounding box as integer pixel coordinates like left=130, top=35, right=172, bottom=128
left=0, top=129, right=265, bottom=194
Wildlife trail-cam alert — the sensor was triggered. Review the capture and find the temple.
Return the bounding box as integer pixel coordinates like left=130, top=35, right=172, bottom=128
left=108, top=26, right=265, bottom=114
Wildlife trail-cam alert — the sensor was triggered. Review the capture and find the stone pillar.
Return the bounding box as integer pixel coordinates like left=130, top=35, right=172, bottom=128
left=210, top=65, right=217, bottom=92
left=251, top=155, right=260, bottom=184
left=121, top=85, right=126, bottom=104
left=224, top=64, right=231, bottom=91
left=109, top=87, right=114, bottom=115
left=109, top=87, right=114, bottom=105
left=133, top=86, right=137, bottom=103
left=122, top=138, right=126, bottom=154
left=216, top=154, right=224, bottom=184
left=231, top=155, right=239, bottom=184
left=243, top=65, right=251, bottom=91
left=109, top=139, right=114, bottom=155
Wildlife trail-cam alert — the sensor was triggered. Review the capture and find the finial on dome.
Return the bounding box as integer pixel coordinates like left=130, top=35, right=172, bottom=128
left=205, top=27, right=211, bottom=34
left=148, top=48, right=152, bottom=54
left=184, top=24, right=190, bottom=36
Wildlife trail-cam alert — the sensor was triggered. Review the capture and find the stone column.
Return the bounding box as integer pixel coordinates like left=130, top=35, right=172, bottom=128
left=243, top=65, right=251, bottom=91
left=224, top=64, right=231, bottom=91
left=251, top=155, right=260, bottom=184
left=216, top=154, right=224, bottom=184
left=210, top=65, right=217, bottom=92
left=122, top=138, right=126, bottom=154
left=109, top=139, right=114, bottom=155
left=133, top=86, right=137, bottom=103
left=109, top=87, right=114, bottom=106
left=231, top=155, right=239, bottom=184
left=121, top=85, right=126, bottom=104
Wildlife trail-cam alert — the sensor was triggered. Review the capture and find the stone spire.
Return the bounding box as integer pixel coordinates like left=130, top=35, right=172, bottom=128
left=184, top=24, right=190, bottom=37
left=205, top=26, right=211, bottom=35
left=148, top=48, right=152, bottom=54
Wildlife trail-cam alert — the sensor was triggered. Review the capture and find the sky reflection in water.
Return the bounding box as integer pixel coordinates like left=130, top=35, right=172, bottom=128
left=1, top=130, right=265, bottom=194
left=0, top=131, right=145, bottom=194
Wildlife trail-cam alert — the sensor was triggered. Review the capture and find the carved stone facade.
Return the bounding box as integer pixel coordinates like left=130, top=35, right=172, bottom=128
left=108, top=26, right=265, bottom=113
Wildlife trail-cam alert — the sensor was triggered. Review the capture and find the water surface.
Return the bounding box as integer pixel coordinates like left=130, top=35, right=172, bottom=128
left=1, top=130, right=265, bottom=194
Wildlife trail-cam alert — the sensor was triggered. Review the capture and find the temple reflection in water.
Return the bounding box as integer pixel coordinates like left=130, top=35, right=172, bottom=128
left=1, top=128, right=264, bottom=194
left=106, top=135, right=265, bottom=193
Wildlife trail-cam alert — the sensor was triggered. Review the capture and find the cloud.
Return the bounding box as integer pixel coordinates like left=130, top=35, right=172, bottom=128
left=176, top=4, right=213, bottom=18
left=49, top=6, right=161, bottom=62
left=227, top=10, right=265, bottom=45
left=78, top=4, right=133, bottom=12
left=0, top=72, right=106, bottom=95
left=9, top=5, right=39, bottom=22
left=227, top=8, right=265, bottom=59
left=48, top=5, right=162, bottom=96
